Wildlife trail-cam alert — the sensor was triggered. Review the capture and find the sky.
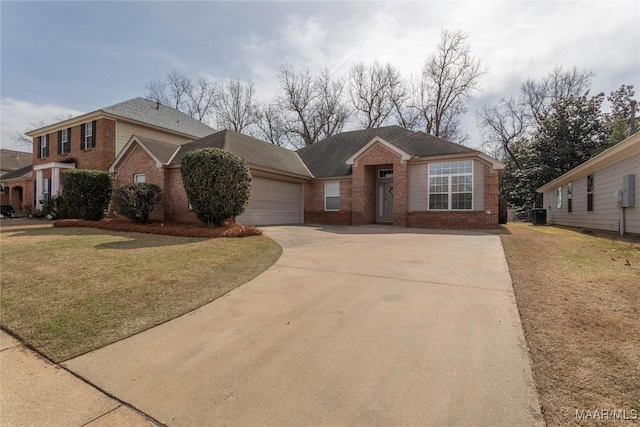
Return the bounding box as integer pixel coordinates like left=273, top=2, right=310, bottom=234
left=1, top=1, right=639, bottom=153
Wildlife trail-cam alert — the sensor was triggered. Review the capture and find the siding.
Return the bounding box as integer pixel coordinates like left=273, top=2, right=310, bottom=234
left=115, top=121, right=193, bottom=154
left=408, top=159, right=485, bottom=211
left=543, top=154, right=639, bottom=234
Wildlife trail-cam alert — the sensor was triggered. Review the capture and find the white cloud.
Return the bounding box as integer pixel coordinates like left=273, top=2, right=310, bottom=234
left=1, top=98, right=84, bottom=152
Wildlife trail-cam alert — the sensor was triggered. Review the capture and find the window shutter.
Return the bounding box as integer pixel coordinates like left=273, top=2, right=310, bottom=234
left=37, top=137, right=42, bottom=159
left=67, top=127, right=72, bottom=152
left=45, top=134, right=49, bottom=157
left=91, top=120, right=97, bottom=148
left=80, top=124, right=85, bottom=150
left=57, top=130, right=62, bottom=154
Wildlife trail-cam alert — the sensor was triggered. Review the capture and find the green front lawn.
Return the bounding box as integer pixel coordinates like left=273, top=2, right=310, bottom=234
left=0, top=221, right=281, bottom=362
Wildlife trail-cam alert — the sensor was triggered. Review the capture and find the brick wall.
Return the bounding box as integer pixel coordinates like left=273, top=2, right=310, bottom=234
left=406, top=163, right=501, bottom=229
left=166, top=168, right=199, bottom=223
left=32, top=118, right=117, bottom=171
left=304, top=179, right=353, bottom=224
left=351, top=143, right=408, bottom=226
left=113, top=144, right=166, bottom=222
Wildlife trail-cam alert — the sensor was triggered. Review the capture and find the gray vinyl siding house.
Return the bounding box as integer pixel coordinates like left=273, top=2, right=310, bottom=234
left=537, top=132, right=640, bottom=235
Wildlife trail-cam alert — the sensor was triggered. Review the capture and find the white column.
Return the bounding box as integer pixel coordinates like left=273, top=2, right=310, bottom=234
left=36, top=169, right=44, bottom=210
left=52, top=167, right=61, bottom=196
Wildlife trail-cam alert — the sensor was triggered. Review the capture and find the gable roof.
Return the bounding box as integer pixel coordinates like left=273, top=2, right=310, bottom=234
left=1, top=149, right=32, bottom=172
left=296, top=126, right=486, bottom=178
left=27, top=97, right=215, bottom=139
left=172, top=130, right=312, bottom=178
left=537, top=131, right=640, bottom=193
left=297, top=126, right=414, bottom=177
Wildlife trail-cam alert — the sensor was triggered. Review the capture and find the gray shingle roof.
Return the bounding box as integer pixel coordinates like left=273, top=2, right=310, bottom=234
left=102, top=98, right=215, bottom=138
left=1, top=149, right=32, bottom=172
left=296, top=127, right=481, bottom=178
left=1, top=164, right=33, bottom=181
left=296, top=126, right=413, bottom=178
left=134, top=136, right=182, bottom=164
left=171, top=130, right=312, bottom=178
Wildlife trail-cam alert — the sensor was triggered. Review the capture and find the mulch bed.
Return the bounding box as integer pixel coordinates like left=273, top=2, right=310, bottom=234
left=53, top=218, right=262, bottom=238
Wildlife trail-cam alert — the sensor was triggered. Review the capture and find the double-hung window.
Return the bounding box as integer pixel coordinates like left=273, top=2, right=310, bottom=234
left=567, top=183, right=573, bottom=212
left=38, top=134, right=49, bottom=159
left=81, top=121, right=96, bottom=149
left=325, top=181, right=340, bottom=211
left=587, top=175, right=594, bottom=211
left=59, top=128, right=70, bottom=154
left=428, top=160, right=473, bottom=210
left=134, top=173, right=146, bottom=183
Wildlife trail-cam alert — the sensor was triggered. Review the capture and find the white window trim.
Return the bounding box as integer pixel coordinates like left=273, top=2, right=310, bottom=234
left=134, top=173, right=146, bottom=183
left=61, top=129, right=69, bottom=154
left=84, top=122, right=93, bottom=149
left=324, top=181, right=340, bottom=211
left=556, top=186, right=562, bottom=208
left=427, top=160, right=474, bottom=211
left=40, top=135, right=48, bottom=158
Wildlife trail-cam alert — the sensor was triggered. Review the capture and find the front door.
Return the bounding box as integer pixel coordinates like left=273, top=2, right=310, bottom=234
left=377, top=182, right=394, bottom=223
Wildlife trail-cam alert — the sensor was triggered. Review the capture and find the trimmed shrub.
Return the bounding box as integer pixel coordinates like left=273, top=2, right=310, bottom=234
left=60, top=169, right=113, bottom=221
left=180, top=148, right=251, bottom=227
left=114, top=183, right=162, bottom=223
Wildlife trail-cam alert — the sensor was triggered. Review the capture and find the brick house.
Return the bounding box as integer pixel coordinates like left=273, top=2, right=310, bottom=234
left=0, top=149, right=33, bottom=211
left=111, top=126, right=505, bottom=229
left=22, top=97, right=215, bottom=212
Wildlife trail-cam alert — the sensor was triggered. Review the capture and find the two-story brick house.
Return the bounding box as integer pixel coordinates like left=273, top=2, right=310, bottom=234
left=24, top=97, right=215, bottom=211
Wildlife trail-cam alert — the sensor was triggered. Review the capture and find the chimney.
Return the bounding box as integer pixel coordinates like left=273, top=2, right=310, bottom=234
left=630, top=100, right=637, bottom=136
left=156, top=101, right=160, bottom=110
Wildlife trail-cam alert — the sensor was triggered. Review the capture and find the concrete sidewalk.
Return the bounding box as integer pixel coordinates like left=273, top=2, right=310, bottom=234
left=0, top=330, right=157, bottom=426
left=63, top=225, right=544, bottom=426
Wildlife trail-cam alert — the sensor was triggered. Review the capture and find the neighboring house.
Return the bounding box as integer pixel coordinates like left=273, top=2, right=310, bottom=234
left=110, top=126, right=505, bottom=229
left=109, top=130, right=312, bottom=224
left=24, top=97, right=215, bottom=211
left=537, top=132, right=639, bottom=235
left=0, top=149, right=32, bottom=209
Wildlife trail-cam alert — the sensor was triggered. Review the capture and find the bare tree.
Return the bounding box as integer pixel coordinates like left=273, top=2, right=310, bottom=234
left=349, top=61, right=407, bottom=128
left=145, top=71, right=216, bottom=123
left=214, top=80, right=259, bottom=132
left=478, top=97, right=527, bottom=166
left=522, top=65, right=595, bottom=126
left=315, top=68, right=350, bottom=139
left=270, top=65, right=350, bottom=147
left=255, top=104, right=287, bottom=146
left=414, top=29, right=485, bottom=141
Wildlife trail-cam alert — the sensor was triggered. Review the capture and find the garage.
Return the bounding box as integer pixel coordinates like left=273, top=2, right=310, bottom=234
left=237, top=176, right=303, bottom=225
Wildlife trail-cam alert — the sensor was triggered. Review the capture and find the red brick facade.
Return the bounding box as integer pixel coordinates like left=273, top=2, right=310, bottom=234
left=32, top=118, right=116, bottom=171
left=303, top=143, right=502, bottom=229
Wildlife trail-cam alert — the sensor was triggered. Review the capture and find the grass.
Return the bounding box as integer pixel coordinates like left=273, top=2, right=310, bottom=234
left=501, top=223, right=640, bottom=426
left=0, top=220, right=281, bottom=362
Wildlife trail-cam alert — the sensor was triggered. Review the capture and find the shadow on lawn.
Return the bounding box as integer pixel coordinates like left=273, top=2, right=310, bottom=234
left=0, top=224, right=204, bottom=250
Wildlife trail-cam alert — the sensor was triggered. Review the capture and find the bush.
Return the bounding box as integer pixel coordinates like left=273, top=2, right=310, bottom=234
left=180, top=148, right=251, bottom=226
left=35, top=195, right=68, bottom=219
left=113, top=183, right=162, bottom=223
left=60, top=169, right=113, bottom=221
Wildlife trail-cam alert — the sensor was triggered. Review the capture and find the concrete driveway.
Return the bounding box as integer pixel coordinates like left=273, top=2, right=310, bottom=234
left=65, top=225, right=543, bottom=426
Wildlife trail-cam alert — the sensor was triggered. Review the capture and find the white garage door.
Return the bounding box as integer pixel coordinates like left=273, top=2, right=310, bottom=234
left=237, top=176, right=302, bottom=225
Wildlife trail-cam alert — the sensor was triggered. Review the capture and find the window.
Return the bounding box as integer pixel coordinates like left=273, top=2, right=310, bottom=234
left=81, top=121, right=96, bottom=149
left=378, top=169, right=394, bottom=178
left=325, top=181, right=340, bottom=211
left=567, top=182, right=572, bottom=213
left=587, top=175, right=594, bottom=211
left=428, top=160, right=473, bottom=210
left=134, top=173, right=146, bottom=183
left=556, top=186, right=562, bottom=208
left=58, top=128, right=70, bottom=154
left=38, top=134, right=49, bottom=158
left=43, top=178, right=51, bottom=202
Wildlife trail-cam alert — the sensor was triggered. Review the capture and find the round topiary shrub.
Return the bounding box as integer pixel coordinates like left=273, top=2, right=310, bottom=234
left=114, top=183, right=162, bottom=223
left=180, top=148, right=252, bottom=226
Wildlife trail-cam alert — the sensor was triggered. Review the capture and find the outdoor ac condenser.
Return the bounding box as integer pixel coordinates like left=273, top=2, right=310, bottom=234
left=622, top=175, right=635, bottom=207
